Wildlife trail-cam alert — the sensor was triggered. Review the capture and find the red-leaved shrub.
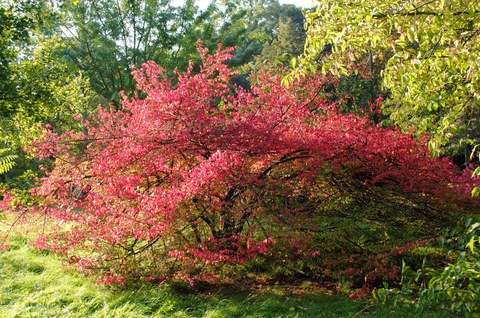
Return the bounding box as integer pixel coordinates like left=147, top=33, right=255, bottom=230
left=2, top=42, right=478, bottom=284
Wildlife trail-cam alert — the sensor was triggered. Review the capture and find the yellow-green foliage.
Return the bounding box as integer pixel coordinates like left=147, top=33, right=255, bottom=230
left=0, top=147, right=17, bottom=175
left=292, top=0, right=480, bottom=151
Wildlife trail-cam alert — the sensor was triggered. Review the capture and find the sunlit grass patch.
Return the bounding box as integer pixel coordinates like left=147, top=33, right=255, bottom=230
left=0, top=232, right=455, bottom=317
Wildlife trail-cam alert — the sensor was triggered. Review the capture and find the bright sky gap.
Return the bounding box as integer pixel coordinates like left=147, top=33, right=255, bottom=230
left=172, top=0, right=315, bottom=10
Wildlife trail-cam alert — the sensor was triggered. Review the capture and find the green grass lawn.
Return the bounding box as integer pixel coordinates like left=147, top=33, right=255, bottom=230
left=0, top=234, right=455, bottom=318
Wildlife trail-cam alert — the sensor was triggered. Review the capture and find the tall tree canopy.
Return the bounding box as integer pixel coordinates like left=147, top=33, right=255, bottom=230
left=54, top=0, right=306, bottom=100
left=0, top=0, right=61, bottom=177
left=58, top=0, right=186, bottom=101
left=253, top=4, right=306, bottom=68
left=293, top=0, right=480, bottom=155
left=212, top=0, right=305, bottom=68
left=0, top=1, right=35, bottom=117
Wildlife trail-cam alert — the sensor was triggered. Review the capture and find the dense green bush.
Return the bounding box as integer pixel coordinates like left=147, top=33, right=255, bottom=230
left=376, top=217, right=480, bottom=316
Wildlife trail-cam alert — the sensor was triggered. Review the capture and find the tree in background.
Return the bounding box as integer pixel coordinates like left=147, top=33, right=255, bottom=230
left=0, top=2, right=32, bottom=176
left=54, top=0, right=306, bottom=100
left=0, top=1, right=62, bottom=178
left=57, top=0, right=185, bottom=101
left=8, top=36, right=100, bottom=140
left=293, top=0, right=480, bottom=158
left=253, top=5, right=306, bottom=68
left=215, top=0, right=306, bottom=68
left=0, top=35, right=100, bottom=186
left=0, top=0, right=101, bottom=183
left=208, top=0, right=308, bottom=89
left=0, top=0, right=58, bottom=115
left=254, top=16, right=305, bottom=68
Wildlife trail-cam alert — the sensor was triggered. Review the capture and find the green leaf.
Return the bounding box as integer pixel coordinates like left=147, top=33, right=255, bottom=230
left=472, top=187, right=480, bottom=197
left=0, top=147, right=18, bottom=175
left=466, top=236, right=477, bottom=253
left=291, top=57, right=297, bottom=68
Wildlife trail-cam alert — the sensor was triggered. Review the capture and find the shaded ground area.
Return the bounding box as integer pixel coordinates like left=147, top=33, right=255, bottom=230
left=0, top=234, right=454, bottom=318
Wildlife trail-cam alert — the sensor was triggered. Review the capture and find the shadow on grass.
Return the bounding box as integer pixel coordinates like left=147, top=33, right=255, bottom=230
left=0, top=234, right=454, bottom=318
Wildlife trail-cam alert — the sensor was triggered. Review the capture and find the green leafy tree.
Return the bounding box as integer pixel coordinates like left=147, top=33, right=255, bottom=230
left=0, top=0, right=61, bottom=182
left=0, top=1, right=34, bottom=117
left=215, top=0, right=300, bottom=68
left=292, top=0, right=480, bottom=155
left=2, top=36, right=101, bottom=146
left=0, top=34, right=100, bottom=188
left=57, top=0, right=201, bottom=101
left=162, top=1, right=222, bottom=71
left=51, top=0, right=310, bottom=100
left=0, top=146, right=17, bottom=175
left=253, top=5, right=306, bottom=68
